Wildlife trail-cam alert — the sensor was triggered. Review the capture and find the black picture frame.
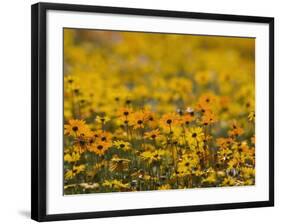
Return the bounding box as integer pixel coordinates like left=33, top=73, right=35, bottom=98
left=31, top=2, right=274, bottom=222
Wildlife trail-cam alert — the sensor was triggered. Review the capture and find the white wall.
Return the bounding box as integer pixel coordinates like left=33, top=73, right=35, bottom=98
left=0, top=0, right=279, bottom=223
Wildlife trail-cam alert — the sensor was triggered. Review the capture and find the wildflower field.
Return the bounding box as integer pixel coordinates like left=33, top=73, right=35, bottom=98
left=63, top=29, right=255, bottom=195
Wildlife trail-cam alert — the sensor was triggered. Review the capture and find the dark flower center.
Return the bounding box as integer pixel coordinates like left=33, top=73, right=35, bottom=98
left=151, top=134, right=156, bottom=139
left=178, top=110, right=183, bottom=116
left=72, top=126, right=78, bottom=132
left=79, top=140, right=85, bottom=146
left=124, top=111, right=129, bottom=116
left=185, top=162, right=190, bottom=166
left=126, top=100, right=131, bottom=104
left=120, top=144, right=125, bottom=148
left=149, top=117, right=154, bottom=121
left=137, top=120, right=143, bottom=124
left=206, top=98, right=210, bottom=103
left=115, top=97, right=119, bottom=101
left=101, top=137, right=107, bottom=141
left=97, top=145, right=103, bottom=150
left=166, top=119, right=172, bottom=124
left=192, top=133, right=197, bottom=138
left=189, top=112, right=194, bottom=116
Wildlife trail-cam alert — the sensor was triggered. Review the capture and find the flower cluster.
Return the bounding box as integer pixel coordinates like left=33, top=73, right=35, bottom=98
left=63, top=29, right=255, bottom=194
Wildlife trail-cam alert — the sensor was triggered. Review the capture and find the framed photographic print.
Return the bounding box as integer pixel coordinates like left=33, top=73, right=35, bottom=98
left=31, top=2, right=274, bottom=222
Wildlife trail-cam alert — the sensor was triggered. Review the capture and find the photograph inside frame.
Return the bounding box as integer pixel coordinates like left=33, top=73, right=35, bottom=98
left=63, top=28, right=255, bottom=195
